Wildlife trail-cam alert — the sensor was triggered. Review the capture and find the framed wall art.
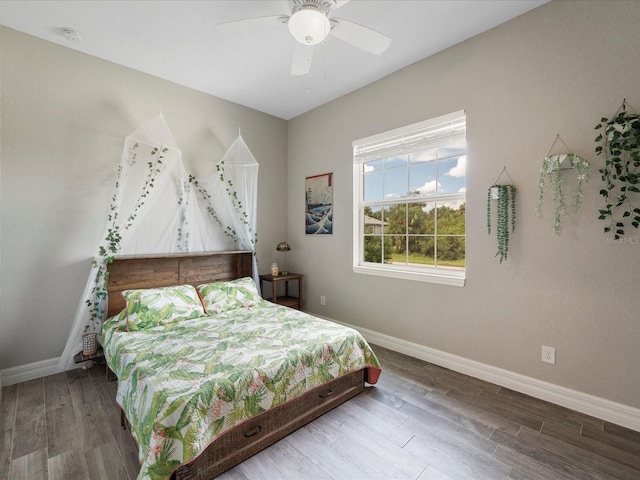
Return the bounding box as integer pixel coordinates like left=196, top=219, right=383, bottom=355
left=305, top=172, right=333, bottom=235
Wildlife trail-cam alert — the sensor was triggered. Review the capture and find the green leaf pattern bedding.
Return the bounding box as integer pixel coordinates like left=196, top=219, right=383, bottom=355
left=103, top=299, right=381, bottom=480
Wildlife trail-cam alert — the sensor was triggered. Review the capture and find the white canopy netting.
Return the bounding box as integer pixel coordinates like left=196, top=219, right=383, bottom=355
left=57, top=114, right=259, bottom=371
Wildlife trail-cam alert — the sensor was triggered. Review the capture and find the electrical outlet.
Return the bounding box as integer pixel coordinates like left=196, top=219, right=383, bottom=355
left=320, top=295, right=326, bottom=306
left=542, top=345, right=556, bottom=365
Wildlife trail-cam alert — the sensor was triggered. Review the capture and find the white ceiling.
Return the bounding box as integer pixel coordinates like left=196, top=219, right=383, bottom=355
left=0, top=0, right=547, bottom=120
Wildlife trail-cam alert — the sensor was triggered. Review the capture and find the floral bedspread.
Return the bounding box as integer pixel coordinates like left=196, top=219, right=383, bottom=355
left=102, top=300, right=381, bottom=480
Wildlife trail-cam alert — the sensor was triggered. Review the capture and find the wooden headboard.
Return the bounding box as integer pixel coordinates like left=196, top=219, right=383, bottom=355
left=106, top=251, right=253, bottom=317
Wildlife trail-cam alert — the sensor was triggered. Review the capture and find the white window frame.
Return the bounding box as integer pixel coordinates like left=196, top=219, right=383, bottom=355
left=352, top=111, right=466, bottom=287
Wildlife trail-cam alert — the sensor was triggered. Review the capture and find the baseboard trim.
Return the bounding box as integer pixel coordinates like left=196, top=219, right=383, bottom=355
left=1, top=357, right=60, bottom=386
left=341, top=321, right=640, bottom=433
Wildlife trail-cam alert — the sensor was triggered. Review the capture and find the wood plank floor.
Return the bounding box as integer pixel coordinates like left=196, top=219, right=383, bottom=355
left=1, top=345, right=639, bottom=479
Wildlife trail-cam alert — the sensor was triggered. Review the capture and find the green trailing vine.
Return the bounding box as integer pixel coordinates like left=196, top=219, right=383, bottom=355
left=188, top=161, right=258, bottom=249
left=594, top=101, right=640, bottom=239
left=176, top=180, right=191, bottom=252
left=536, top=153, right=590, bottom=235
left=487, top=184, right=516, bottom=263
left=188, top=174, right=235, bottom=240
left=84, top=144, right=167, bottom=332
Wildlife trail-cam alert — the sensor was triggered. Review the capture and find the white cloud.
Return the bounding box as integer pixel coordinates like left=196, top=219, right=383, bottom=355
left=446, top=155, right=466, bottom=178
left=364, top=164, right=375, bottom=173
left=416, top=180, right=440, bottom=194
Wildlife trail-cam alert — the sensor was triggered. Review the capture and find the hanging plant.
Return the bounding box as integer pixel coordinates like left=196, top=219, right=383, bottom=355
left=536, top=138, right=590, bottom=235
left=487, top=184, right=516, bottom=263
left=594, top=100, right=640, bottom=239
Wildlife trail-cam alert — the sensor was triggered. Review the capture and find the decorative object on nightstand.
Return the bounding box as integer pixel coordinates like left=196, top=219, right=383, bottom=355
left=82, top=332, right=98, bottom=355
left=276, top=241, right=291, bottom=275
left=259, top=272, right=303, bottom=310
left=74, top=332, right=104, bottom=365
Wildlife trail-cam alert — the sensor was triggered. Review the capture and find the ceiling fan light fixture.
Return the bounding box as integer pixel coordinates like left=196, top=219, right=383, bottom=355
left=288, top=6, right=330, bottom=46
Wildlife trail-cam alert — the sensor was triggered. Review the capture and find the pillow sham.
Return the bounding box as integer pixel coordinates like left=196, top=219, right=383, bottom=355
left=123, top=284, right=206, bottom=331
left=197, top=277, right=262, bottom=315
left=103, top=308, right=128, bottom=334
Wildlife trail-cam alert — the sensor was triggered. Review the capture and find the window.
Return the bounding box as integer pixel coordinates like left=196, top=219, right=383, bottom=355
left=352, top=111, right=466, bottom=286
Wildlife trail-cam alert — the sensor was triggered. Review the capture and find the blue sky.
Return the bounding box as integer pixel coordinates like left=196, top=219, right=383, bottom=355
left=363, top=144, right=466, bottom=205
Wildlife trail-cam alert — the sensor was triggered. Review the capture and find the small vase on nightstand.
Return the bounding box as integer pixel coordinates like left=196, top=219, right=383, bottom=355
left=82, top=333, right=98, bottom=355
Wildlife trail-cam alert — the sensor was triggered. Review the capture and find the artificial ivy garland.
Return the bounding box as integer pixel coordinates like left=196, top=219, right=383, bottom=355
left=188, top=159, right=258, bottom=250
left=536, top=153, right=590, bottom=235
left=487, top=184, right=516, bottom=263
left=85, top=144, right=167, bottom=333
left=594, top=101, right=640, bottom=239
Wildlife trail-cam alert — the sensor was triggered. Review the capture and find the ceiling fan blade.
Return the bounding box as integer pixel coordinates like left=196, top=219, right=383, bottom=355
left=330, top=18, right=391, bottom=55
left=291, top=42, right=314, bottom=76
left=216, top=15, right=286, bottom=35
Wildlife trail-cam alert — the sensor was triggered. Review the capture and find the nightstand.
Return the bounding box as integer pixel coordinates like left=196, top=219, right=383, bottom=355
left=74, top=346, right=116, bottom=381
left=73, top=345, right=105, bottom=364
left=259, top=273, right=303, bottom=310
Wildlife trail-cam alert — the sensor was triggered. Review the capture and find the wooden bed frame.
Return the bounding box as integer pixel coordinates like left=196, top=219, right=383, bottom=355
left=106, top=251, right=367, bottom=480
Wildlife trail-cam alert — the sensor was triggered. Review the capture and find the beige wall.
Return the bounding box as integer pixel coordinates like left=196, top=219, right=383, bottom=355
left=0, top=27, right=287, bottom=369
left=287, top=0, right=640, bottom=409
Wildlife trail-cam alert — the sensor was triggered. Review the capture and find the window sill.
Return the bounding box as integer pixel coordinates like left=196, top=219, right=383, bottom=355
left=353, top=264, right=465, bottom=287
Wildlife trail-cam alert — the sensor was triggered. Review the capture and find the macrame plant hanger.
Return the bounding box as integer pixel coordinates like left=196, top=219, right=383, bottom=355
left=487, top=167, right=516, bottom=263
left=545, top=134, right=577, bottom=169
left=614, top=98, right=638, bottom=117
left=491, top=166, right=514, bottom=190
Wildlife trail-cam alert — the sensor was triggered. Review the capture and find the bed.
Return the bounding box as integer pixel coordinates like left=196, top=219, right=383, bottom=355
left=102, top=251, right=381, bottom=480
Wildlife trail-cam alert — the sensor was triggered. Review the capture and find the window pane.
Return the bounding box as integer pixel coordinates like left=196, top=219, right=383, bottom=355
left=384, top=235, right=404, bottom=264
left=437, top=154, right=466, bottom=195
left=383, top=204, right=406, bottom=234
left=384, top=164, right=408, bottom=199
left=364, top=159, right=383, bottom=171
left=436, top=236, right=466, bottom=268
left=363, top=236, right=384, bottom=263
left=363, top=206, right=383, bottom=234
left=409, top=161, right=437, bottom=197
left=436, top=202, right=465, bottom=235
left=408, top=202, right=435, bottom=235
left=408, top=236, right=435, bottom=266
left=363, top=159, right=383, bottom=202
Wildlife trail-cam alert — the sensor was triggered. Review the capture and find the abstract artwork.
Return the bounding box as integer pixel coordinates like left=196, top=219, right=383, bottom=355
left=305, top=172, right=333, bottom=235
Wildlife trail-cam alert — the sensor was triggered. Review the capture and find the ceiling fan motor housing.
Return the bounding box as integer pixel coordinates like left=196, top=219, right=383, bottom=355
left=289, top=0, right=334, bottom=16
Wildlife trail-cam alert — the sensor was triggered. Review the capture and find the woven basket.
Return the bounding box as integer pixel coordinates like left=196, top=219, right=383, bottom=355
left=82, top=333, right=98, bottom=355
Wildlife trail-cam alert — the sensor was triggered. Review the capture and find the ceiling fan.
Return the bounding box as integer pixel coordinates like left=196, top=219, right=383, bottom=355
left=217, top=0, right=392, bottom=76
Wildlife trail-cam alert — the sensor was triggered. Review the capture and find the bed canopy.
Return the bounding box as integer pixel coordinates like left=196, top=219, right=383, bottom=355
left=57, top=114, right=259, bottom=371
